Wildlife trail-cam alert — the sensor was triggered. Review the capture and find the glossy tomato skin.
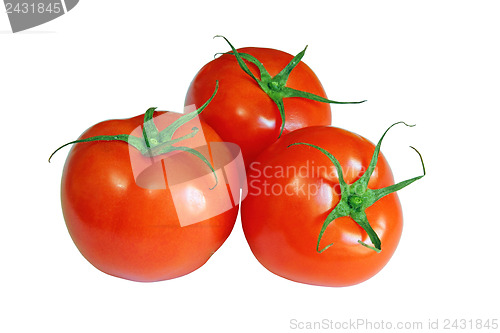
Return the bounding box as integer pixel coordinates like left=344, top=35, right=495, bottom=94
left=185, top=47, right=331, bottom=166
left=61, top=112, right=239, bottom=282
left=241, top=126, right=403, bottom=287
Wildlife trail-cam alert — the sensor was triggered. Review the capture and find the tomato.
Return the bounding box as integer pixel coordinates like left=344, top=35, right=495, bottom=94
left=185, top=37, right=364, bottom=166
left=54, top=87, right=242, bottom=282
left=241, top=123, right=424, bottom=287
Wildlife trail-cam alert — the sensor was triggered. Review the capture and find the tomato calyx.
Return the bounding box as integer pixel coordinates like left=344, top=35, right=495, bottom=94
left=49, top=82, right=221, bottom=189
left=288, top=122, right=426, bottom=253
left=214, top=35, right=366, bottom=138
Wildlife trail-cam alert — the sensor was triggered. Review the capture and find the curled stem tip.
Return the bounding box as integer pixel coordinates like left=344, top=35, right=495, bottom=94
left=409, top=146, right=426, bottom=176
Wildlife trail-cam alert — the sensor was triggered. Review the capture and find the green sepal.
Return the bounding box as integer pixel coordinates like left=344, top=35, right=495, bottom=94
left=48, top=134, right=147, bottom=163
left=351, top=211, right=382, bottom=253
left=316, top=200, right=350, bottom=253
left=214, top=35, right=366, bottom=137
left=287, top=122, right=426, bottom=253
left=172, top=146, right=218, bottom=190
left=49, top=82, right=221, bottom=189
left=159, top=81, right=219, bottom=143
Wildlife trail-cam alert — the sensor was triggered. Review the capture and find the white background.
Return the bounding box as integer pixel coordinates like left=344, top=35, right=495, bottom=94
left=1, top=1, right=499, bottom=332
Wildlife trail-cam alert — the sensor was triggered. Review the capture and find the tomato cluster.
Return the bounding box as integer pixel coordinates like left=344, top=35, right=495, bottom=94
left=52, top=36, right=424, bottom=286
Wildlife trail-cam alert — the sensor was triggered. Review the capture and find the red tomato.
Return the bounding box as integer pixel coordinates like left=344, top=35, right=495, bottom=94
left=59, top=110, right=240, bottom=282
left=185, top=43, right=333, bottom=166
left=241, top=123, right=424, bottom=287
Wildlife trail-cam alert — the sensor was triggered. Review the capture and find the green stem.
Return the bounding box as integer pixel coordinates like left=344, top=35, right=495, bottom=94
left=49, top=82, right=221, bottom=189
left=287, top=122, right=425, bottom=253
left=142, top=107, right=160, bottom=148
left=214, top=35, right=366, bottom=137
